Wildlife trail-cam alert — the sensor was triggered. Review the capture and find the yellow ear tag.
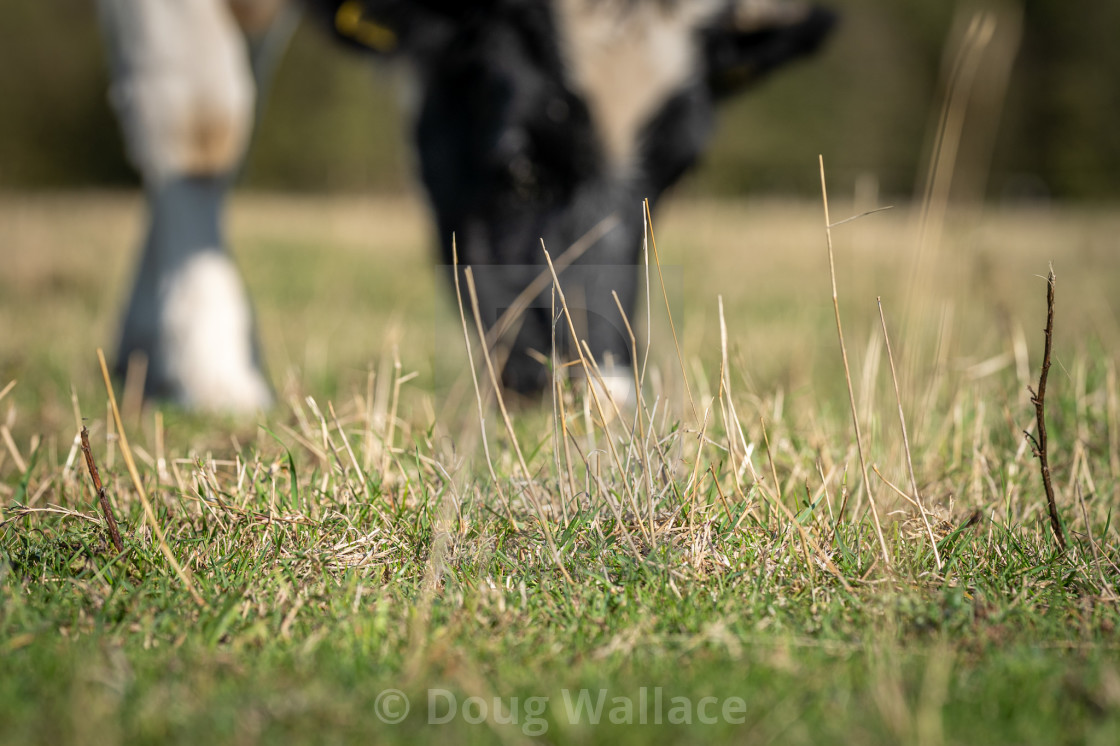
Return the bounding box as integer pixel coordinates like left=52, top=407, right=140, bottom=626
left=335, top=0, right=399, bottom=53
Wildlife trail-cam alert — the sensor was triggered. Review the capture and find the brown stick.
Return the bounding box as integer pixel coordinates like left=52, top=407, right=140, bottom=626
left=1025, top=269, right=1066, bottom=551
left=79, top=426, right=125, bottom=554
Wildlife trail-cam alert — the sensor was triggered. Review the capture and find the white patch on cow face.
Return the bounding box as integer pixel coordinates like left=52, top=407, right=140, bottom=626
left=553, top=0, right=722, bottom=178
left=161, top=253, right=272, bottom=412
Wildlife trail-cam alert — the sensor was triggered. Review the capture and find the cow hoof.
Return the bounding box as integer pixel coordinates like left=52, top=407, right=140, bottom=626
left=159, top=252, right=273, bottom=413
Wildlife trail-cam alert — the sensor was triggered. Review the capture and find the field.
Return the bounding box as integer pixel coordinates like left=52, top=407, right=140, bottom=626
left=2, top=191, right=1120, bottom=744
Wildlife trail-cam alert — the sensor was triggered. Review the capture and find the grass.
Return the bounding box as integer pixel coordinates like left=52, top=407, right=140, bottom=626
left=2, top=191, right=1120, bottom=744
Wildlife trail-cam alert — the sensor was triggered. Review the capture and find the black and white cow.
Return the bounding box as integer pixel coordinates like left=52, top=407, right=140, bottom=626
left=97, top=0, right=835, bottom=412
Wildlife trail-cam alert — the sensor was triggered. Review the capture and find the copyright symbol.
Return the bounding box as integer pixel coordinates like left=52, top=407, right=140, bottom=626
left=374, top=689, right=410, bottom=724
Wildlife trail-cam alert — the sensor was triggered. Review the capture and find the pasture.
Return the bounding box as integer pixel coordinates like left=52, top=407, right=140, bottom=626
left=2, top=190, right=1120, bottom=744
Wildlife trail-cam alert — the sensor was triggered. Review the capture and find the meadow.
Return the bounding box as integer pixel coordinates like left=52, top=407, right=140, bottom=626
left=2, top=189, right=1119, bottom=744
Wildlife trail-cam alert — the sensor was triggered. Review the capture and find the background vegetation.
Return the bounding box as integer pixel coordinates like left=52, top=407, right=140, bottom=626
left=2, top=0, right=1120, bottom=199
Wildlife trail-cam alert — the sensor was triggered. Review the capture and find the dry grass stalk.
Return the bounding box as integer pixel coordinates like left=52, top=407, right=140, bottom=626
left=306, top=397, right=362, bottom=507
left=593, top=468, right=645, bottom=564
left=538, top=244, right=649, bottom=542
left=451, top=238, right=516, bottom=526
left=329, top=401, right=369, bottom=495
left=0, top=425, right=26, bottom=474
left=463, top=268, right=573, bottom=583
left=817, top=460, right=836, bottom=526
left=913, top=10, right=997, bottom=266
left=438, top=217, right=618, bottom=424
left=878, top=298, right=943, bottom=569
left=1024, top=269, right=1067, bottom=551
left=549, top=287, right=570, bottom=520
left=819, top=155, right=891, bottom=566
left=79, top=426, right=125, bottom=553
left=643, top=199, right=699, bottom=423
left=741, top=449, right=853, bottom=592
left=612, top=289, right=656, bottom=539
left=121, top=351, right=147, bottom=428
left=362, top=365, right=378, bottom=473
left=550, top=287, right=580, bottom=514
left=577, top=338, right=651, bottom=536
left=717, top=297, right=756, bottom=499
left=381, top=351, right=404, bottom=483
left=96, top=348, right=205, bottom=607
left=1108, top=362, right=1120, bottom=484
left=0, top=505, right=102, bottom=530
left=708, top=464, right=735, bottom=526
left=154, top=410, right=169, bottom=485
left=1075, top=485, right=1114, bottom=600
left=683, top=362, right=721, bottom=536
left=903, top=8, right=1018, bottom=417
left=485, top=214, right=618, bottom=351
left=760, top=416, right=782, bottom=507
left=638, top=203, right=654, bottom=390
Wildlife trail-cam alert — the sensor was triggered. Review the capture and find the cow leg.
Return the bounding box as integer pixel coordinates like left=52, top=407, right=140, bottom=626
left=97, top=0, right=294, bottom=412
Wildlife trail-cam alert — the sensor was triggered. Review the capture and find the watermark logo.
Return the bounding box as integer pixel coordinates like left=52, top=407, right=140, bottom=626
left=558, top=688, right=746, bottom=728
left=429, top=689, right=550, bottom=737
left=373, top=687, right=748, bottom=735
left=374, top=688, right=410, bottom=724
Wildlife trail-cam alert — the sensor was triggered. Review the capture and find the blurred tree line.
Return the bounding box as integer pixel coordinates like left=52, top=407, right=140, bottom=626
left=1, top=0, right=1117, bottom=200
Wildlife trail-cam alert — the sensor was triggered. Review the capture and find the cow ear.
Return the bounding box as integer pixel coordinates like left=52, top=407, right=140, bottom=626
left=702, top=2, right=838, bottom=100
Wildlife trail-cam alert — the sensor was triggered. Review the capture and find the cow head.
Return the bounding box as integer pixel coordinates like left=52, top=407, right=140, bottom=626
left=314, top=0, right=836, bottom=397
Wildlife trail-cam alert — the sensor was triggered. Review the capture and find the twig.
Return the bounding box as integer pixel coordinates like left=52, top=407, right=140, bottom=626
left=79, top=426, right=125, bottom=553
left=1024, top=269, right=1066, bottom=551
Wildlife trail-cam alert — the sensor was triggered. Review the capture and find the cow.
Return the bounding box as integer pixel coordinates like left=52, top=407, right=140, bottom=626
left=96, top=0, right=836, bottom=412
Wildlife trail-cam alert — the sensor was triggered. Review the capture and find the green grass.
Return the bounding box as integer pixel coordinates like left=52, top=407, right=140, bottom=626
left=2, top=193, right=1120, bottom=744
